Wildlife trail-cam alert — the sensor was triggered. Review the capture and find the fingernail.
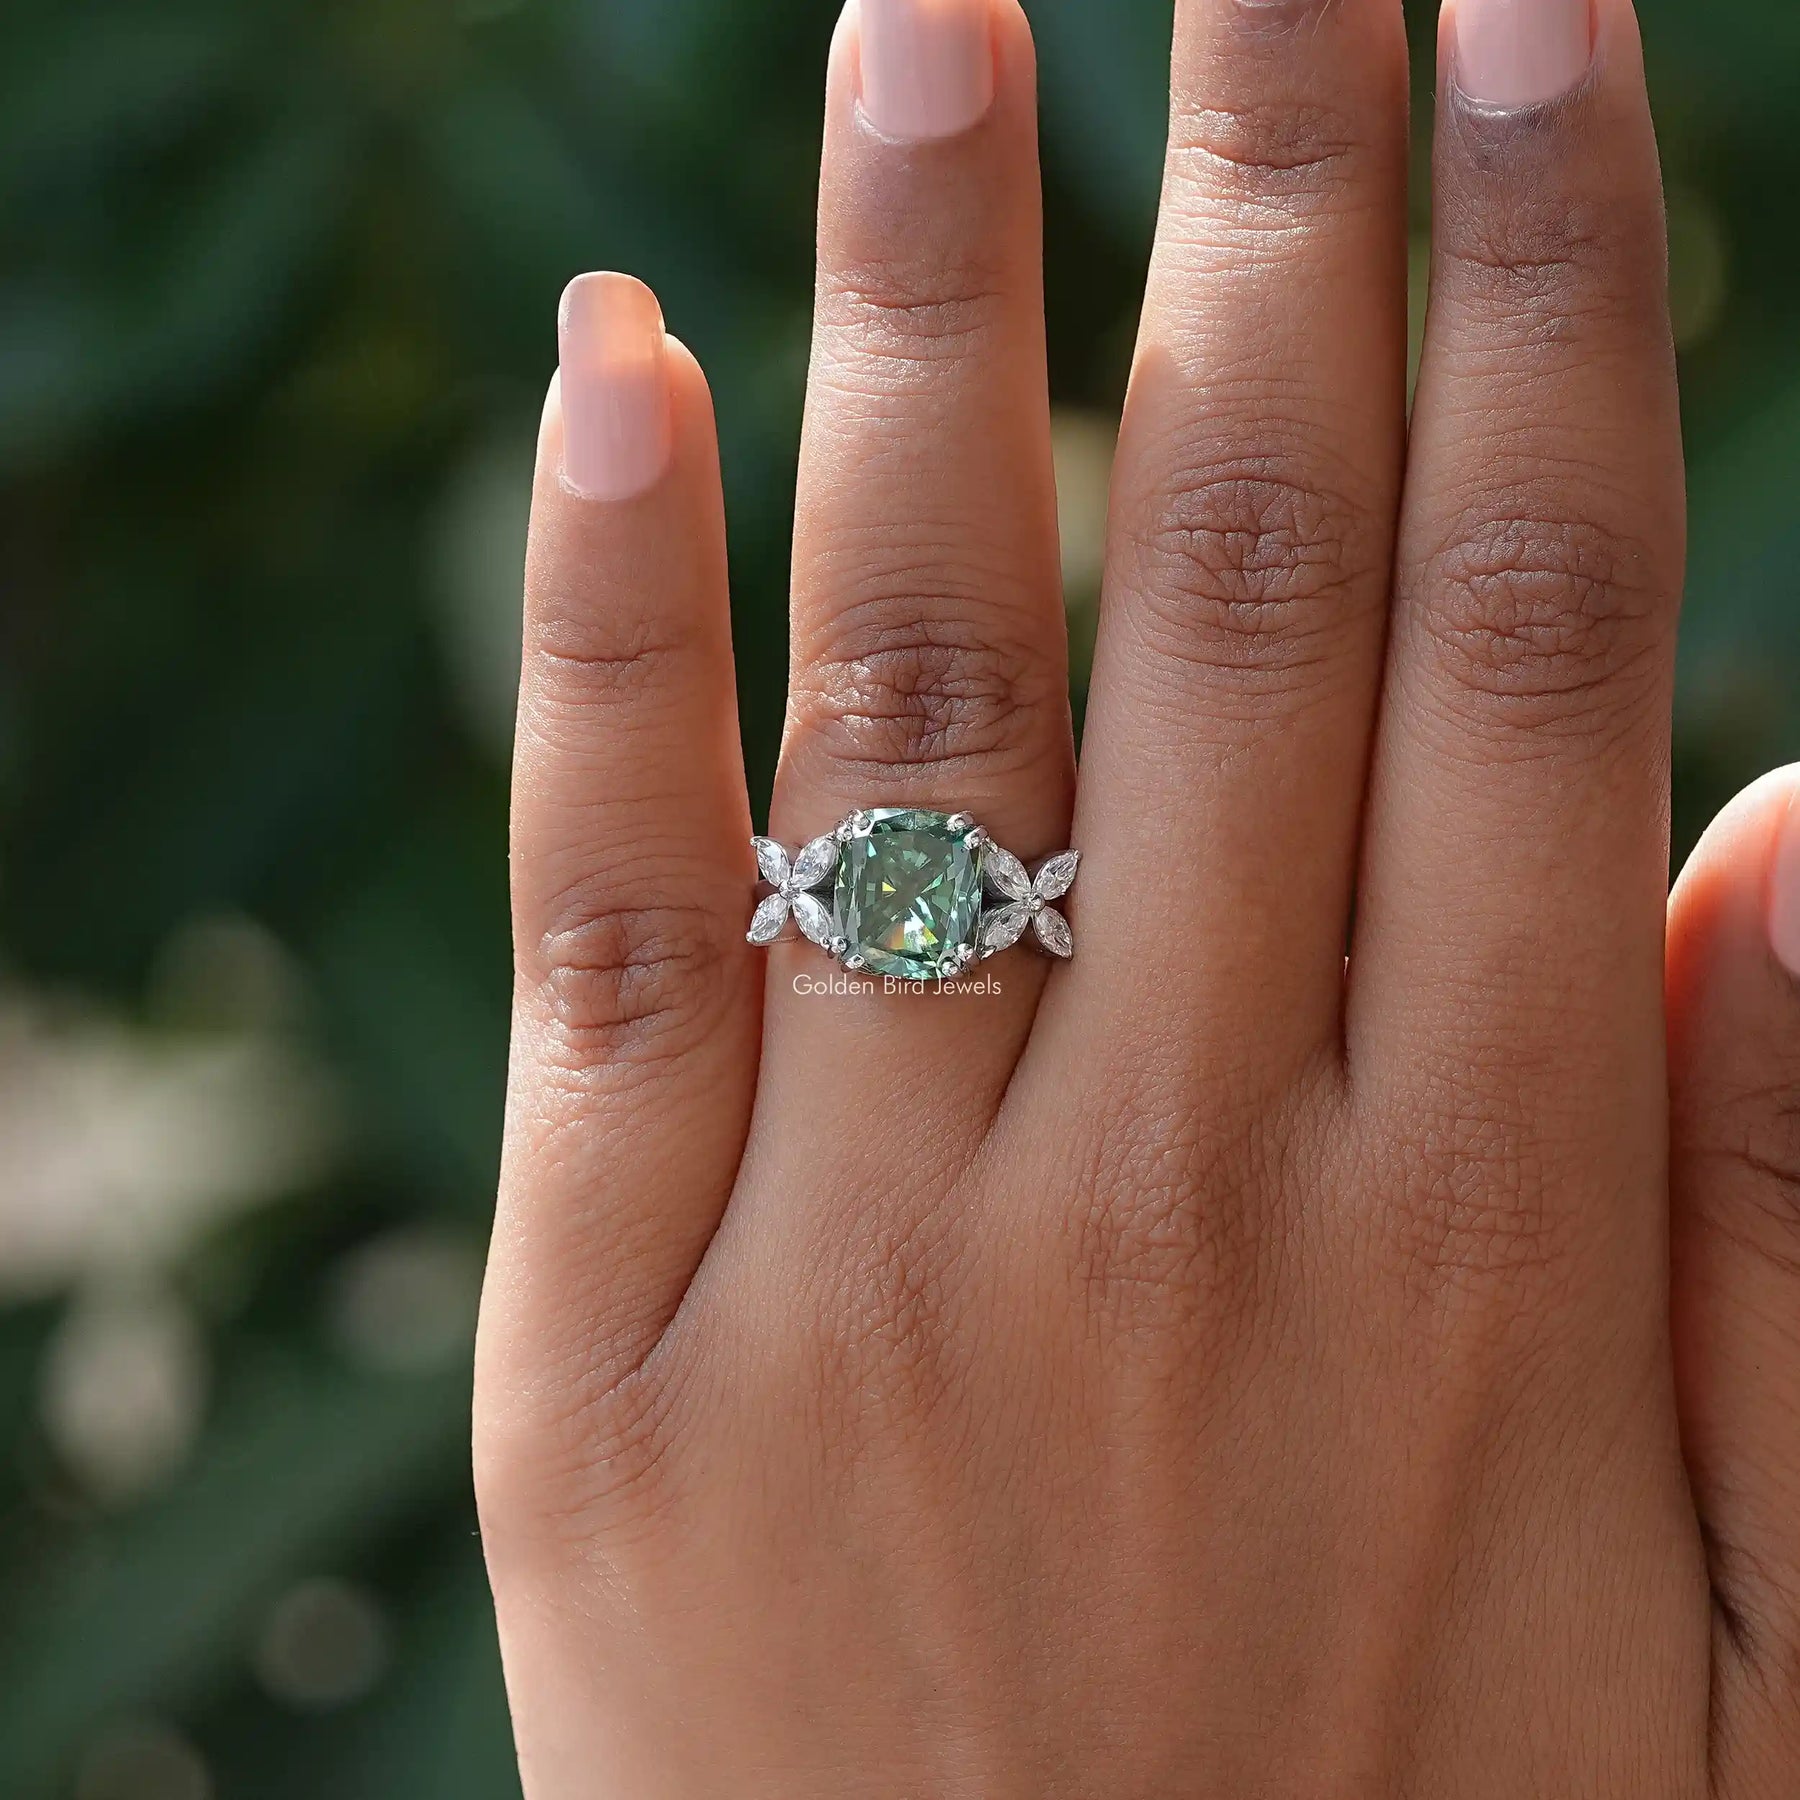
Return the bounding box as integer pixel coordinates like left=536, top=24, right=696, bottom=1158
left=1771, top=799, right=1800, bottom=979
left=1452, top=0, right=1593, bottom=109
left=557, top=273, right=672, bottom=502
left=858, top=0, right=996, bottom=142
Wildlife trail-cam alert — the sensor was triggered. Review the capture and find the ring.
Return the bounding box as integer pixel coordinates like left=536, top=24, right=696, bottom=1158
left=747, top=808, right=1079, bottom=980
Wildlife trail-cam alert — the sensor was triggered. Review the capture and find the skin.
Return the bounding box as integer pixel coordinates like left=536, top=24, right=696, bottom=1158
left=476, top=0, right=1800, bottom=1792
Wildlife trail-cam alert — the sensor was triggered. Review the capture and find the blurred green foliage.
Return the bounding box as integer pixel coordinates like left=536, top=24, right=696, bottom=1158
left=0, top=0, right=1795, bottom=1792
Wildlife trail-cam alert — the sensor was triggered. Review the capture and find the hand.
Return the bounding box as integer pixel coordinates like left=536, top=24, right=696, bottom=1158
left=475, top=0, right=1800, bottom=1792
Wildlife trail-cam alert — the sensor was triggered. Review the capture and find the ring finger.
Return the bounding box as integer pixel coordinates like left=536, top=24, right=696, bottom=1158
left=756, top=0, right=1073, bottom=1133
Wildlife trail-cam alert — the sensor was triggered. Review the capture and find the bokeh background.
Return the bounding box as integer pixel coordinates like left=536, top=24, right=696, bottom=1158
left=0, top=0, right=1795, bottom=1793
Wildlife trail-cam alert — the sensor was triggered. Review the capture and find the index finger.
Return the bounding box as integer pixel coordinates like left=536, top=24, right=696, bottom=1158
left=1351, top=0, right=1684, bottom=1244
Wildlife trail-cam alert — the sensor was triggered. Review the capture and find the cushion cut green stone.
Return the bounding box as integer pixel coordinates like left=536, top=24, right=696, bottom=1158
left=834, top=809, right=985, bottom=980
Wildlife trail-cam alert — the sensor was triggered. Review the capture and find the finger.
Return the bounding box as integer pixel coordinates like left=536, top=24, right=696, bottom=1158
left=481, top=275, right=760, bottom=1456
left=1351, top=1, right=1683, bottom=1188
left=758, top=0, right=1071, bottom=1112
left=1059, top=0, right=1410, bottom=1086
left=1669, top=769, right=1800, bottom=1786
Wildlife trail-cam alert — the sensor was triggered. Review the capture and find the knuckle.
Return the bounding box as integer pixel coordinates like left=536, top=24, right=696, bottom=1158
left=1435, top=181, right=1655, bottom=343
left=1123, top=459, right=1377, bottom=701
left=791, top=585, right=1055, bottom=781
left=1394, top=1141, right=1568, bottom=1298
left=1061, top=1085, right=1273, bottom=1345
left=529, top=607, right=690, bottom=711
left=1377, top=1078, right=1592, bottom=1331
left=1167, top=95, right=1359, bottom=211
left=1449, top=198, right=1605, bottom=296
left=529, top=888, right=741, bottom=1077
left=1416, top=508, right=1668, bottom=735
left=1693, top=1078, right=1800, bottom=1269
left=798, top=1205, right=964, bottom=1459
left=825, top=1219, right=953, bottom=1383
left=819, top=250, right=1008, bottom=369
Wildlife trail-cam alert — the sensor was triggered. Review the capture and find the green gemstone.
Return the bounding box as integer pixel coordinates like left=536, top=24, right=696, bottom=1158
left=835, top=810, right=985, bottom=980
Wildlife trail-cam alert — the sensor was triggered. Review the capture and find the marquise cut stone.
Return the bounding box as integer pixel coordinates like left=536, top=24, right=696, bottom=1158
left=835, top=809, right=984, bottom=980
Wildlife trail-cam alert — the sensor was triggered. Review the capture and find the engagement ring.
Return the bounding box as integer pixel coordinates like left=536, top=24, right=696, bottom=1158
left=748, top=809, right=1079, bottom=979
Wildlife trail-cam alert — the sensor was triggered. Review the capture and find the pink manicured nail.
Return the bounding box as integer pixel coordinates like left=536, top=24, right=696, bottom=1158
left=1772, top=799, right=1800, bottom=979
left=1452, top=0, right=1593, bottom=108
left=557, top=273, right=672, bottom=502
left=858, top=0, right=995, bottom=142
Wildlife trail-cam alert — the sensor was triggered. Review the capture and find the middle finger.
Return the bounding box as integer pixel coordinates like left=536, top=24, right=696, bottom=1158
left=1058, top=0, right=1410, bottom=1094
